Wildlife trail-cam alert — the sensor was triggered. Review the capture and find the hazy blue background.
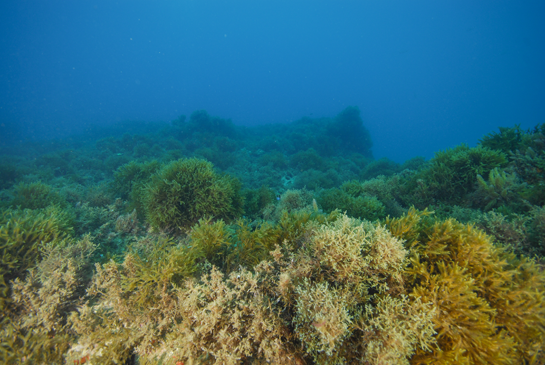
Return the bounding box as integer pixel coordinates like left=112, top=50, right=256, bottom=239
left=1, top=0, right=544, bottom=162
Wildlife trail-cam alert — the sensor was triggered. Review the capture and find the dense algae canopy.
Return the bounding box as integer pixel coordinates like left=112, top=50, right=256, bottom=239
left=2, top=207, right=543, bottom=364
left=0, top=115, right=545, bottom=364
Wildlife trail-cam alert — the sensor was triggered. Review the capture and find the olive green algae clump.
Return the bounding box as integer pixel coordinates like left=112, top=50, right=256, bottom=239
left=0, top=207, right=72, bottom=310
left=144, top=158, right=243, bottom=232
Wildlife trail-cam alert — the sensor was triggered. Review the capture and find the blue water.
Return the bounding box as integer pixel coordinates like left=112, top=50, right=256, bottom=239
left=1, top=0, right=544, bottom=162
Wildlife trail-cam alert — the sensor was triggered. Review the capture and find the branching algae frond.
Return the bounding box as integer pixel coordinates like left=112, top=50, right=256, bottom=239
left=1, top=208, right=544, bottom=364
